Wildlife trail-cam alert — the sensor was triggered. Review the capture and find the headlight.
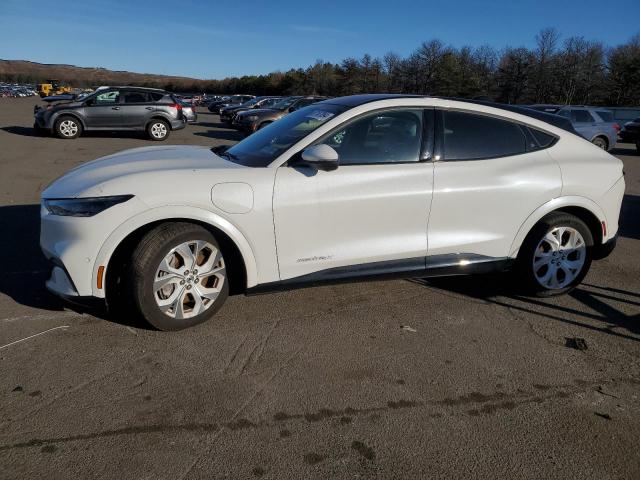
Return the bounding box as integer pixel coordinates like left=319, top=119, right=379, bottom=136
left=44, top=195, right=133, bottom=217
left=246, top=115, right=258, bottom=121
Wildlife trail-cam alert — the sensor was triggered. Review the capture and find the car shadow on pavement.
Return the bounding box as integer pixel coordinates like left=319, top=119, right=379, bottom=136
left=0, top=204, right=152, bottom=329
left=192, top=129, right=244, bottom=141
left=1, top=126, right=40, bottom=137
left=611, top=145, right=639, bottom=156
left=1, top=126, right=147, bottom=140
left=412, top=274, right=640, bottom=342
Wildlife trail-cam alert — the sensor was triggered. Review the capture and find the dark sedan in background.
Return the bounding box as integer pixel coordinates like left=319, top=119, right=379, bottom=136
left=232, top=96, right=327, bottom=133
left=619, top=117, right=640, bottom=151
left=219, top=96, right=282, bottom=124
left=207, top=94, right=255, bottom=113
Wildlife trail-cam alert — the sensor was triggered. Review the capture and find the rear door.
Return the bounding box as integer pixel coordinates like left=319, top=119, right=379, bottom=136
left=83, top=89, right=122, bottom=127
left=120, top=90, right=154, bottom=128
left=428, top=109, right=562, bottom=260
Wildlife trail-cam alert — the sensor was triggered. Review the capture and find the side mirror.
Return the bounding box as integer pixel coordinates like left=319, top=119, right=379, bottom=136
left=299, top=144, right=339, bottom=171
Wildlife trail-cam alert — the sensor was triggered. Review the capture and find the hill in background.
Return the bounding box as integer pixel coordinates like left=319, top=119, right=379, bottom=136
left=0, top=59, right=205, bottom=91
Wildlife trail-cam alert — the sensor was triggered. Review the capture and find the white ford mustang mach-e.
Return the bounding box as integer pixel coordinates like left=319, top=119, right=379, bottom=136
left=40, top=95, right=625, bottom=330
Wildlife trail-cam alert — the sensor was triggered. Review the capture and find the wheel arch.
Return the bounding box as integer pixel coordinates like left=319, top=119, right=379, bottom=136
left=93, top=207, right=258, bottom=300
left=590, top=134, right=609, bottom=149
left=146, top=115, right=172, bottom=130
left=509, top=196, right=606, bottom=257
left=52, top=111, right=86, bottom=129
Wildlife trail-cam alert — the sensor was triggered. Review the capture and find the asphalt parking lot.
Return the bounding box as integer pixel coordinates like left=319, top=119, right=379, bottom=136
left=0, top=97, right=639, bottom=479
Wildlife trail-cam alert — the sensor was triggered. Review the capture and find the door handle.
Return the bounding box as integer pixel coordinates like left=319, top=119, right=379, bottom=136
left=111, top=106, right=120, bottom=110
left=145, top=107, right=153, bottom=110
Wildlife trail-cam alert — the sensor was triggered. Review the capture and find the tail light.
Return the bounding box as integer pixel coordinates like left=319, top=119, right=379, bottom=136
left=613, top=123, right=620, bottom=132
left=170, top=102, right=182, bottom=111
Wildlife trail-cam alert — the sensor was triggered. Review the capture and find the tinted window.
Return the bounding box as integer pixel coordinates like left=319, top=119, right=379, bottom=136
left=122, top=91, right=149, bottom=103
left=529, top=128, right=556, bottom=149
left=571, top=110, right=595, bottom=123
left=94, top=90, right=120, bottom=105
left=317, top=109, right=424, bottom=165
left=595, top=110, right=613, bottom=122
left=150, top=92, right=164, bottom=101
left=442, top=111, right=527, bottom=160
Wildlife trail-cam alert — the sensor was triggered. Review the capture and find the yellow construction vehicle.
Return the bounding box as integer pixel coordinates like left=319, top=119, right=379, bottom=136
left=37, top=79, right=72, bottom=97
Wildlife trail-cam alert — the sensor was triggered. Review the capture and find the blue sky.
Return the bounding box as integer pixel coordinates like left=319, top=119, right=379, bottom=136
left=1, top=0, right=638, bottom=79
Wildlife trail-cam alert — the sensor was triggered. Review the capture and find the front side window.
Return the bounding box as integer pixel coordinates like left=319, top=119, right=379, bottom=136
left=94, top=90, right=120, bottom=105
left=224, top=104, right=348, bottom=167
left=442, top=110, right=527, bottom=160
left=316, top=109, right=425, bottom=165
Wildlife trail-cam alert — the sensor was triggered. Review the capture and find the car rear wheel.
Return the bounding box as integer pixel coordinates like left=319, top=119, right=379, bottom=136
left=515, top=212, right=593, bottom=296
left=592, top=136, right=608, bottom=150
left=147, top=119, right=170, bottom=141
left=128, top=223, right=229, bottom=331
left=54, top=116, right=82, bottom=139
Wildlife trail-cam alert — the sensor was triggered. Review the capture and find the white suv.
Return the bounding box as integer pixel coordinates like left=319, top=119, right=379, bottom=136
left=40, top=95, right=625, bottom=330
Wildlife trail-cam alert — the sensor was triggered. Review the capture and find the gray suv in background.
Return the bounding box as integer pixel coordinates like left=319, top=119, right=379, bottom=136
left=34, top=87, right=186, bottom=141
left=530, top=105, right=618, bottom=150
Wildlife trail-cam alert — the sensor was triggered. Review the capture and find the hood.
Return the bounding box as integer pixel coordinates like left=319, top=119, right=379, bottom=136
left=42, top=145, right=242, bottom=198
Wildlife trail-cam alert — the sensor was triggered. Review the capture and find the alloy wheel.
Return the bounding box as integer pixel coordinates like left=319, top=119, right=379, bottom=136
left=153, top=240, right=226, bottom=319
left=533, top=226, right=586, bottom=289
left=59, top=120, right=78, bottom=137
left=150, top=122, right=168, bottom=139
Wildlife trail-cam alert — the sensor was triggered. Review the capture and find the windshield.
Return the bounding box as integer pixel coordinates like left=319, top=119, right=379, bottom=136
left=223, top=103, right=348, bottom=167
left=271, top=97, right=300, bottom=110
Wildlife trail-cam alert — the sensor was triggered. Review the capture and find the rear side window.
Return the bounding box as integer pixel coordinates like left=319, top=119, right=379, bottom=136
left=150, top=92, right=165, bottom=101
left=595, top=110, right=613, bottom=122
left=122, top=91, right=150, bottom=103
left=571, top=110, right=595, bottom=123
left=441, top=111, right=527, bottom=160
left=528, top=128, right=557, bottom=149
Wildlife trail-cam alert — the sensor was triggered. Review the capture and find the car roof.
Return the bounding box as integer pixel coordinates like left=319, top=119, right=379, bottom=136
left=321, top=94, right=576, bottom=134
left=101, top=86, right=168, bottom=93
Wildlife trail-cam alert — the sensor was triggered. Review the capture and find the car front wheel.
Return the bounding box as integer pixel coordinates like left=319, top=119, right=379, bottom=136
left=516, top=213, right=593, bottom=296
left=54, top=116, right=82, bottom=139
left=128, top=223, right=229, bottom=330
left=147, top=119, right=170, bottom=141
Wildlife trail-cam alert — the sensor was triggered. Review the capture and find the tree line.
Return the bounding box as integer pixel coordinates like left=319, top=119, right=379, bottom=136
left=3, top=29, right=639, bottom=106
left=173, top=28, right=638, bottom=107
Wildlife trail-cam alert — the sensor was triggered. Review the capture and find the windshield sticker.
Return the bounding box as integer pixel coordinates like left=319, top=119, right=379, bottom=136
left=306, top=110, right=335, bottom=122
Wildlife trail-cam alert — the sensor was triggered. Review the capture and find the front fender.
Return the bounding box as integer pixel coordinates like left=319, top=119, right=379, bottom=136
left=50, top=110, right=86, bottom=129
left=509, top=196, right=606, bottom=257
left=91, top=205, right=259, bottom=298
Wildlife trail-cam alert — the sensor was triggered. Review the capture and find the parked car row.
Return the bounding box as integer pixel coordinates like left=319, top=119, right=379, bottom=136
left=619, top=117, right=640, bottom=151
left=1, top=82, right=38, bottom=98
left=210, top=95, right=328, bottom=133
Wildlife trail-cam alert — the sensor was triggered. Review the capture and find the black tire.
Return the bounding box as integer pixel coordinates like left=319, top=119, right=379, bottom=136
left=147, top=119, right=170, bottom=141
left=54, top=115, right=82, bottom=139
left=592, top=136, right=608, bottom=150
left=514, top=212, right=593, bottom=297
left=127, top=223, right=229, bottom=331
left=258, top=121, right=272, bottom=130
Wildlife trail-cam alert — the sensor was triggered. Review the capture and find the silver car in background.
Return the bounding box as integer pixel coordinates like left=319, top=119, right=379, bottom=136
left=530, top=105, right=618, bottom=150
left=179, top=100, right=197, bottom=123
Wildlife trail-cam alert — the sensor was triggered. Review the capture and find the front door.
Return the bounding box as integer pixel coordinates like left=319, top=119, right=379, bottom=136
left=273, top=108, right=434, bottom=281
left=83, top=89, right=122, bottom=128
